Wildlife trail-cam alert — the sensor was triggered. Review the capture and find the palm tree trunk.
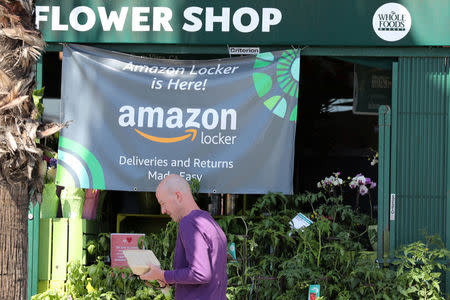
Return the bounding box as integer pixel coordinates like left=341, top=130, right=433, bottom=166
left=0, top=182, right=29, bottom=300
left=0, top=1, right=47, bottom=298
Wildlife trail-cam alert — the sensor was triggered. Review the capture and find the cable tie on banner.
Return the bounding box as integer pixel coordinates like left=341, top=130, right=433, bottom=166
left=291, top=45, right=305, bottom=55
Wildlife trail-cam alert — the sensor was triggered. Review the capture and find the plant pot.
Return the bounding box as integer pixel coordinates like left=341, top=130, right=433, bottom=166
left=358, top=250, right=377, bottom=263
left=82, top=189, right=100, bottom=220
left=60, top=186, right=85, bottom=218
left=367, top=224, right=378, bottom=252
left=40, top=183, right=60, bottom=218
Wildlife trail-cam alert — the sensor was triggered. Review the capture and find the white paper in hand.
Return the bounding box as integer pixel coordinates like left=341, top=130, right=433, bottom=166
left=122, top=250, right=160, bottom=275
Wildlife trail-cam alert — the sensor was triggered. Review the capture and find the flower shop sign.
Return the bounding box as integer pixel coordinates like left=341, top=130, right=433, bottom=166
left=56, top=44, right=297, bottom=194
left=35, top=0, right=450, bottom=46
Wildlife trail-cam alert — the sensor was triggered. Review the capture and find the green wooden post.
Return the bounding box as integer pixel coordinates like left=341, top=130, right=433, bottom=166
left=378, top=105, right=391, bottom=262
left=27, top=202, right=40, bottom=299
left=38, top=218, right=52, bottom=291
left=389, top=62, right=398, bottom=260
left=446, top=56, right=450, bottom=296
left=27, top=203, right=33, bottom=299
left=68, top=219, right=83, bottom=264
left=38, top=219, right=52, bottom=280
left=51, top=219, right=68, bottom=281
left=27, top=53, right=44, bottom=300
left=383, top=109, right=391, bottom=261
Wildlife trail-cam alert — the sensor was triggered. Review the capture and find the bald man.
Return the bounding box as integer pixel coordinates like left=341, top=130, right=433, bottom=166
left=140, top=174, right=228, bottom=299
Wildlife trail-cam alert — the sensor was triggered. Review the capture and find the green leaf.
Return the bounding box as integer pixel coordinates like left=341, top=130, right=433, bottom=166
left=32, top=87, right=45, bottom=119
left=32, top=87, right=45, bottom=105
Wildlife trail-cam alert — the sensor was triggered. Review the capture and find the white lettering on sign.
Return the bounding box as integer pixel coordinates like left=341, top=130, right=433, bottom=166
left=372, top=3, right=411, bottom=42
left=132, top=7, right=150, bottom=31
left=69, top=6, right=96, bottom=32
left=52, top=6, right=68, bottom=31
left=233, top=7, right=259, bottom=33
left=118, top=106, right=237, bottom=131
left=205, top=7, right=230, bottom=32
left=183, top=7, right=203, bottom=32
left=153, top=7, right=173, bottom=31
left=262, top=8, right=282, bottom=32
left=35, top=5, right=282, bottom=33
left=35, top=6, right=49, bottom=28
left=98, top=7, right=128, bottom=31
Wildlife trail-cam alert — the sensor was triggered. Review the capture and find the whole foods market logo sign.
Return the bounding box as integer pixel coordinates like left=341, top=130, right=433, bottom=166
left=372, top=3, right=411, bottom=42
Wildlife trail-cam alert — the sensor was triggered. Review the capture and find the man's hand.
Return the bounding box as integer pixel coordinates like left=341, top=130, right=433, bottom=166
left=140, top=264, right=166, bottom=286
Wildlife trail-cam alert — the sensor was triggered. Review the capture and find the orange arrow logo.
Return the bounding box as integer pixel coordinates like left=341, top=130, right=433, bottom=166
left=134, top=128, right=197, bottom=143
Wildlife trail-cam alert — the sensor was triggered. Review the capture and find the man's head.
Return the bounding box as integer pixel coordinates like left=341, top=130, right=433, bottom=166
left=155, top=174, right=197, bottom=222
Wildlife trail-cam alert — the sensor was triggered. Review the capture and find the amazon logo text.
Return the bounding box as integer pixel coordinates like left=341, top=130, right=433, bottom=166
left=118, top=105, right=238, bottom=144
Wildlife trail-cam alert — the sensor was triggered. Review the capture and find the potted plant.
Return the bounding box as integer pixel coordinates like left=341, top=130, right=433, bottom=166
left=39, top=154, right=59, bottom=218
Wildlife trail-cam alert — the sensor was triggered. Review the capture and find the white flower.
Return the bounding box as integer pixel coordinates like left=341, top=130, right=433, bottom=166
left=356, top=175, right=365, bottom=185
left=359, top=185, right=369, bottom=195
left=332, top=178, right=343, bottom=186
left=317, top=182, right=322, bottom=188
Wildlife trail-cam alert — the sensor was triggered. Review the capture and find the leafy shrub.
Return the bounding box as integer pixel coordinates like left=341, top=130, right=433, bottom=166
left=33, top=192, right=449, bottom=300
left=32, top=222, right=177, bottom=300
left=224, top=192, right=449, bottom=300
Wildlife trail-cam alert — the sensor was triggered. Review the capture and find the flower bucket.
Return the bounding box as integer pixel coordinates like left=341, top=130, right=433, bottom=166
left=40, top=183, right=59, bottom=218
left=82, top=189, right=100, bottom=220
left=368, top=224, right=378, bottom=252
left=60, top=187, right=85, bottom=218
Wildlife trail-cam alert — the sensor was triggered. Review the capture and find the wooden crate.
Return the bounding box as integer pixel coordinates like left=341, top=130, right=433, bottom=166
left=38, top=218, right=97, bottom=289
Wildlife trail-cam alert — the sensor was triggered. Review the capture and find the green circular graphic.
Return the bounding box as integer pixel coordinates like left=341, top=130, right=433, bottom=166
left=253, top=49, right=299, bottom=122
left=291, top=57, right=300, bottom=82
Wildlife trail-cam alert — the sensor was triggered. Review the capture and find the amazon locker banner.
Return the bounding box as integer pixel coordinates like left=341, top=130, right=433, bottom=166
left=56, top=44, right=298, bottom=193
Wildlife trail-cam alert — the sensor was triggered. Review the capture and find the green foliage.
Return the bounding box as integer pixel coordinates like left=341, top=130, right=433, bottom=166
left=225, top=192, right=449, bottom=300
left=32, top=259, right=174, bottom=300
left=188, top=178, right=201, bottom=202
left=33, top=192, right=449, bottom=300
left=32, top=87, right=45, bottom=120
left=33, top=223, right=178, bottom=300
left=394, top=235, right=450, bottom=300
left=86, top=233, right=110, bottom=260
left=139, top=221, right=178, bottom=270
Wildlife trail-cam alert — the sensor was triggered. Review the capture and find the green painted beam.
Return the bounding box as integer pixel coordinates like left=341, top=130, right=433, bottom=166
left=28, top=58, right=43, bottom=300
left=44, top=43, right=450, bottom=57
left=38, top=219, right=52, bottom=281
left=51, top=219, right=68, bottom=280
left=33, top=0, right=450, bottom=46
left=389, top=62, right=398, bottom=259
left=446, top=56, right=450, bottom=296
left=378, top=105, right=391, bottom=262
left=27, top=202, right=40, bottom=299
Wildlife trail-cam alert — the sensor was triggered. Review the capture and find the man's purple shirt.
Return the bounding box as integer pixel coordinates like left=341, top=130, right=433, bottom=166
left=164, top=210, right=228, bottom=299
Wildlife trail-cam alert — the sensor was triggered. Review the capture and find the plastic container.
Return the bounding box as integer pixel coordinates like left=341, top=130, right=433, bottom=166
left=60, top=187, right=85, bottom=218
left=40, top=183, right=59, bottom=218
